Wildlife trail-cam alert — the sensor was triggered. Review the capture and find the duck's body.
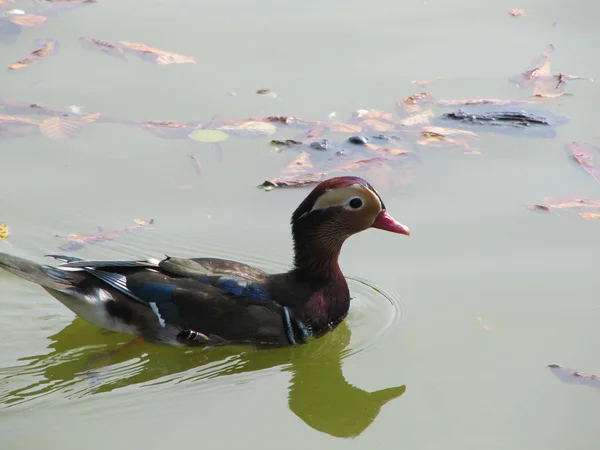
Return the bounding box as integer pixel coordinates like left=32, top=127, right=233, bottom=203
left=0, top=176, right=409, bottom=347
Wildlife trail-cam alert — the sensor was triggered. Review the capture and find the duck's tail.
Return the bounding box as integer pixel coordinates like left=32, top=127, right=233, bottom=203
left=0, top=252, right=75, bottom=291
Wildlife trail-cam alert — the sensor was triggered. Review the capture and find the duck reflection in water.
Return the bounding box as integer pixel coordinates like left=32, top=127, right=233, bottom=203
left=1, top=318, right=405, bottom=438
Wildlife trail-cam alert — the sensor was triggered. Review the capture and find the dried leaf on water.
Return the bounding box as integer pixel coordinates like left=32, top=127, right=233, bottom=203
left=8, top=39, right=58, bottom=70
left=476, top=317, right=494, bottom=331
left=566, top=141, right=600, bottom=184
left=117, top=41, right=195, bottom=65
left=436, top=98, right=526, bottom=107
left=327, top=122, right=363, bottom=133
left=256, top=89, right=279, bottom=98
left=364, top=143, right=410, bottom=156
left=411, top=77, right=441, bottom=86
left=0, top=115, right=39, bottom=126
left=56, top=218, right=155, bottom=252
left=218, top=120, right=277, bottom=137
left=39, top=116, right=86, bottom=139
left=508, top=9, right=525, bottom=17
left=188, top=129, right=229, bottom=143
left=398, top=92, right=432, bottom=115
left=260, top=152, right=323, bottom=188
left=509, top=44, right=592, bottom=98
left=79, top=37, right=127, bottom=60
left=397, top=109, right=434, bottom=127
left=528, top=204, right=551, bottom=212
left=136, top=121, right=193, bottom=139
left=8, top=15, right=47, bottom=27
left=360, top=119, right=396, bottom=132
left=548, top=364, right=600, bottom=390
left=417, top=129, right=480, bottom=154
left=578, top=212, right=600, bottom=220
left=0, top=223, right=8, bottom=240
left=544, top=197, right=600, bottom=210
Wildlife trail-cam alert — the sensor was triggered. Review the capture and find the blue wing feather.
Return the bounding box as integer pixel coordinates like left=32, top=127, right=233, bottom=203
left=195, top=276, right=269, bottom=301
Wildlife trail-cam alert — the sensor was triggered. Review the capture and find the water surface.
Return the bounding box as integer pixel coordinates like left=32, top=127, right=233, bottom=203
left=1, top=0, right=600, bottom=449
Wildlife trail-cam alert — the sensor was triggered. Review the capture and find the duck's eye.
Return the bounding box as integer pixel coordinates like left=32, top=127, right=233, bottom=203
left=348, top=197, right=363, bottom=209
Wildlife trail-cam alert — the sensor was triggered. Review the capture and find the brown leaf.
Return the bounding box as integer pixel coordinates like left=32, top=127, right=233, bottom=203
left=9, top=40, right=58, bottom=70
left=436, top=98, right=526, bottom=107
left=364, top=144, right=410, bottom=156
left=39, top=116, right=86, bottom=140
left=261, top=152, right=324, bottom=188
left=82, top=113, right=101, bottom=123
left=544, top=197, right=600, bottom=210
left=360, top=110, right=392, bottom=121
left=396, top=109, right=434, bottom=127
left=566, top=141, right=600, bottom=184
left=0, top=115, right=38, bottom=126
left=528, top=204, right=552, bottom=212
left=56, top=218, right=155, bottom=251
left=117, top=41, right=195, bottom=65
left=327, top=122, right=362, bottom=133
left=578, top=212, right=600, bottom=220
left=79, top=37, right=127, bottom=60
left=136, top=121, right=194, bottom=139
left=508, top=9, right=525, bottom=17
left=9, top=15, right=47, bottom=27
left=360, top=119, right=396, bottom=132
left=417, top=130, right=479, bottom=154
left=411, top=77, right=440, bottom=86
left=399, top=92, right=432, bottom=114
left=330, top=157, right=388, bottom=173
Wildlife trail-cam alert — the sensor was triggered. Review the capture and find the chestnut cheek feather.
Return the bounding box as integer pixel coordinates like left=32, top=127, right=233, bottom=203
left=371, top=210, right=410, bottom=236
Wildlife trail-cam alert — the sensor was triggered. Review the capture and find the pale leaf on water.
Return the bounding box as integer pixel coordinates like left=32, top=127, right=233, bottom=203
left=188, top=129, right=229, bottom=143
left=39, top=116, right=86, bottom=140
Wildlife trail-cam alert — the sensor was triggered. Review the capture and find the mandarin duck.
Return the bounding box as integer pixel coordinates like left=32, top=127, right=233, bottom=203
left=0, top=176, right=409, bottom=347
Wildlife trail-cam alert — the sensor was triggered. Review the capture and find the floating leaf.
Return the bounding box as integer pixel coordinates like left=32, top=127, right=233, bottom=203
left=548, top=364, right=600, bottom=390
left=135, top=121, right=193, bottom=139
left=436, top=98, right=526, bottom=107
left=9, top=15, right=47, bottom=27
left=0, top=115, right=38, bottom=126
left=79, top=37, right=127, bottom=60
left=509, top=45, right=592, bottom=98
left=330, top=157, right=388, bottom=173
left=188, top=129, right=229, bottom=143
left=218, top=121, right=276, bottom=137
left=364, top=144, right=410, bottom=156
left=528, top=204, right=551, bottom=212
left=39, top=116, right=86, bottom=139
left=56, top=218, right=155, bottom=252
left=361, top=119, right=395, bottom=132
left=578, top=212, right=600, bottom=220
left=411, top=77, right=441, bottom=86
left=397, top=109, right=434, bottom=127
left=544, top=197, right=600, bottom=210
left=260, top=152, right=323, bottom=188
left=566, top=142, right=600, bottom=184
left=9, top=39, right=58, bottom=70
left=0, top=223, right=7, bottom=240
left=327, top=122, right=362, bottom=133
left=399, top=92, right=432, bottom=115
left=359, top=110, right=392, bottom=121
left=117, top=41, right=195, bottom=65
left=256, top=89, right=278, bottom=98
left=508, top=9, right=525, bottom=17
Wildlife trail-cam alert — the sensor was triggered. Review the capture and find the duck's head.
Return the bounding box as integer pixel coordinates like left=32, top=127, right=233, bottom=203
left=291, top=176, right=409, bottom=273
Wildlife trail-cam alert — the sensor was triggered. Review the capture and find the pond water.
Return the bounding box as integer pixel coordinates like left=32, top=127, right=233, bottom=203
left=1, top=0, right=600, bottom=448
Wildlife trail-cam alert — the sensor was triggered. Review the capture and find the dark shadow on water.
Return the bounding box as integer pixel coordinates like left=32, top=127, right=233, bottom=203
left=0, top=319, right=405, bottom=438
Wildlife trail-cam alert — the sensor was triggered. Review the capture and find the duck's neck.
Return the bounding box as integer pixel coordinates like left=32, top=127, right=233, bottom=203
left=291, top=225, right=351, bottom=328
left=292, top=225, right=346, bottom=280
